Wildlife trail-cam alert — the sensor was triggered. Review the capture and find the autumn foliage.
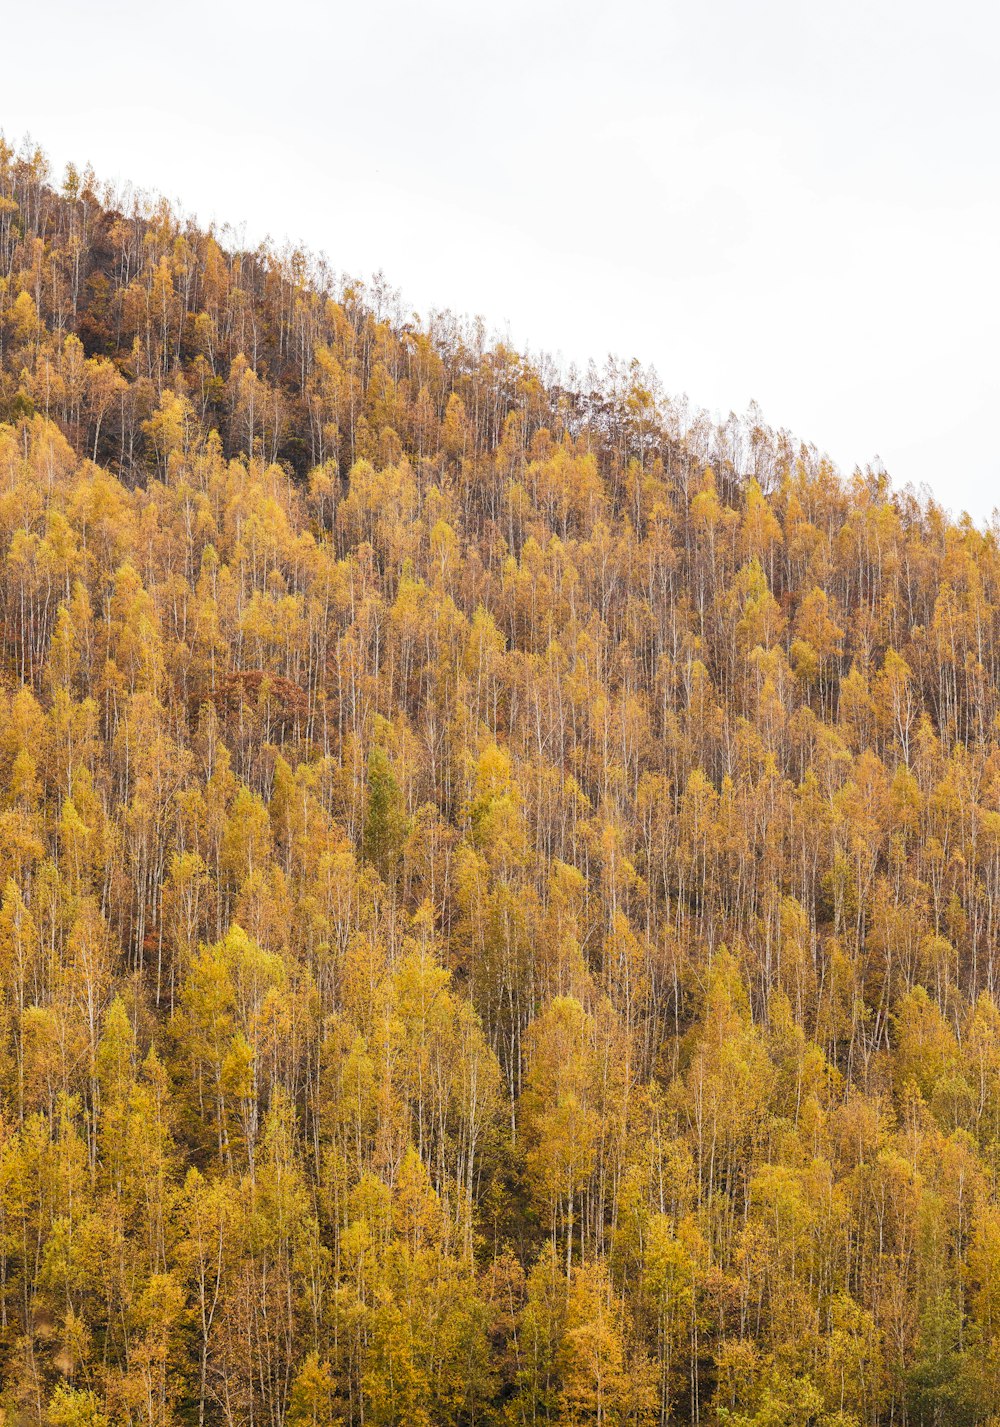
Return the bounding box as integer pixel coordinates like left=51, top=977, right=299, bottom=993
left=0, top=139, right=999, bottom=1426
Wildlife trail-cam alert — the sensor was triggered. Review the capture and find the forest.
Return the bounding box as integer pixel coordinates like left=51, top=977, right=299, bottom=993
left=0, top=137, right=998, bottom=1427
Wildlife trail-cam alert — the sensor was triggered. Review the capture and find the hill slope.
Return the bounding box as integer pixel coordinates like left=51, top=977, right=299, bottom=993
left=0, top=140, right=998, bottom=1427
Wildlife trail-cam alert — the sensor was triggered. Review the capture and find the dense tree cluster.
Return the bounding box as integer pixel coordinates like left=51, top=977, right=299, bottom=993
left=0, top=138, right=999, bottom=1427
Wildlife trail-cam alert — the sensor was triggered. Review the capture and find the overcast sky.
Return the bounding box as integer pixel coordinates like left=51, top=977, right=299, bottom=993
left=5, top=0, right=998, bottom=518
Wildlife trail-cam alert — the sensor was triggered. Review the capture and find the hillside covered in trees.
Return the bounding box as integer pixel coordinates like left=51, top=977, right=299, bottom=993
left=1, top=138, right=1000, bottom=1427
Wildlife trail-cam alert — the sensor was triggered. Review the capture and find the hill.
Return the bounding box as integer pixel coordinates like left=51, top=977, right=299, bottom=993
left=0, top=138, right=998, bottom=1427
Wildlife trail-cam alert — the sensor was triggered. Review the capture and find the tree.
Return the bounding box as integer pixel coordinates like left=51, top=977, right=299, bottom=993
left=361, top=746, right=409, bottom=884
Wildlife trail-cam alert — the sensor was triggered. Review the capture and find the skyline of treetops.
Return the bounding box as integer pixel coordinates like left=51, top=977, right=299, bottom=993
left=0, top=137, right=999, bottom=1427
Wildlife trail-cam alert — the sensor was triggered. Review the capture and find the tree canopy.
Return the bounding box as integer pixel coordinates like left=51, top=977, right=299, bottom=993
left=0, top=137, right=997, bottom=1427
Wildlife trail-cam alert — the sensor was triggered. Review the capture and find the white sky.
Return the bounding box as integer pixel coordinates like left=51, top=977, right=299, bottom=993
left=4, top=0, right=999, bottom=519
